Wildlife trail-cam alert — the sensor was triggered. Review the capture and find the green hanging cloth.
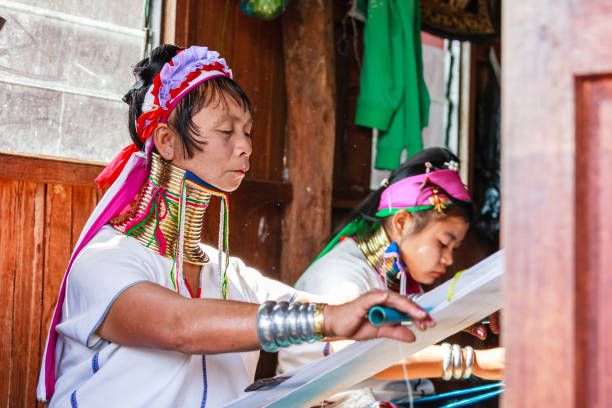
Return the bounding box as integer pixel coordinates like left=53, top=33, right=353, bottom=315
left=355, top=0, right=430, bottom=170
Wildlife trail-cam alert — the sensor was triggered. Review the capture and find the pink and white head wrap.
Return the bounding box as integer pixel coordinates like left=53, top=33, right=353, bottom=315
left=95, top=46, right=232, bottom=190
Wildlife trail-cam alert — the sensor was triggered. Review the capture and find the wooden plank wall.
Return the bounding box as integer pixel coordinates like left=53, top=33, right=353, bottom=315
left=0, top=152, right=291, bottom=406
left=162, top=0, right=291, bottom=283
left=161, top=0, right=295, bottom=282
left=164, top=0, right=340, bottom=286
left=0, top=156, right=102, bottom=408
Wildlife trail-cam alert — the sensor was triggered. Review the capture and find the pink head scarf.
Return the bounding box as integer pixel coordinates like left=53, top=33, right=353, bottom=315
left=377, top=169, right=471, bottom=215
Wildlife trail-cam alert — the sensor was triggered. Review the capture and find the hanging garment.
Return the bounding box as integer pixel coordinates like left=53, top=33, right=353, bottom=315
left=474, top=63, right=501, bottom=244
left=356, top=0, right=430, bottom=170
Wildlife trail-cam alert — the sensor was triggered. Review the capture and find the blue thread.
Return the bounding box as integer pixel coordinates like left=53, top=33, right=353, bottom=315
left=440, top=389, right=504, bottom=407
left=200, top=356, right=208, bottom=408
left=92, top=352, right=100, bottom=373
left=70, top=390, right=78, bottom=408
left=400, top=382, right=504, bottom=406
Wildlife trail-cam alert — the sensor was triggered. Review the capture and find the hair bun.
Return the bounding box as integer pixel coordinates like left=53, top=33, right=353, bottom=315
left=133, top=61, right=154, bottom=83
left=444, top=160, right=460, bottom=171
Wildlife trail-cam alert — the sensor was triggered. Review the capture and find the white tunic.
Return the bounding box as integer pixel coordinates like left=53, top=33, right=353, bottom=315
left=50, top=226, right=297, bottom=408
left=277, top=238, right=432, bottom=404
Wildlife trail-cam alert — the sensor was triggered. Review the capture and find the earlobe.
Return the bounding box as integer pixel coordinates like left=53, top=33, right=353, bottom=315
left=153, top=124, right=175, bottom=160
left=387, top=210, right=412, bottom=242
left=396, top=210, right=412, bottom=229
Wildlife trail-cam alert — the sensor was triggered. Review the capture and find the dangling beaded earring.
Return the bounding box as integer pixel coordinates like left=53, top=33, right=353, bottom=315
left=421, top=161, right=435, bottom=187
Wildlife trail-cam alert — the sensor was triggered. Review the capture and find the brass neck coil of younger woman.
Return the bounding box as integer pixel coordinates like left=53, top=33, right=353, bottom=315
left=111, top=152, right=210, bottom=264
left=355, top=224, right=404, bottom=292
left=354, top=224, right=390, bottom=271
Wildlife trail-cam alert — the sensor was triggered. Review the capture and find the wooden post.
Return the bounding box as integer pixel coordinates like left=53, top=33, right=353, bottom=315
left=280, top=0, right=336, bottom=284
left=502, top=1, right=612, bottom=406
left=162, top=0, right=189, bottom=46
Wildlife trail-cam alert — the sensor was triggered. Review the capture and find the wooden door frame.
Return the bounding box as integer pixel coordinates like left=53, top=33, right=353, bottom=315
left=502, top=2, right=612, bottom=407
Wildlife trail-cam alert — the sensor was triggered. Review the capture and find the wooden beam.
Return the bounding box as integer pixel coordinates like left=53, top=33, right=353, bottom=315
left=0, top=152, right=292, bottom=204
left=161, top=0, right=177, bottom=44
left=0, top=151, right=105, bottom=186
left=502, top=1, right=612, bottom=407
left=280, top=0, right=336, bottom=285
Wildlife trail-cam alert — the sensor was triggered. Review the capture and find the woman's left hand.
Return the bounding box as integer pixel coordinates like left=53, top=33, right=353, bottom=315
left=323, top=289, right=435, bottom=343
left=472, top=347, right=505, bottom=380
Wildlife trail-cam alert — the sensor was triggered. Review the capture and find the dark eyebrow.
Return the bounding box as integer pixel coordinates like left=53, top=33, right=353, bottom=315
left=445, top=232, right=457, bottom=242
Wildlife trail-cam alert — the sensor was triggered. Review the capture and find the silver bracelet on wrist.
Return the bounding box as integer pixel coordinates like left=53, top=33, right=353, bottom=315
left=286, top=302, right=302, bottom=345
left=257, top=300, right=325, bottom=353
left=463, top=345, right=474, bottom=378
left=442, top=343, right=472, bottom=380
left=441, top=342, right=453, bottom=381
left=297, top=302, right=310, bottom=342
left=305, top=303, right=317, bottom=341
left=271, top=302, right=290, bottom=348
left=452, top=344, right=463, bottom=380
left=257, top=301, right=278, bottom=352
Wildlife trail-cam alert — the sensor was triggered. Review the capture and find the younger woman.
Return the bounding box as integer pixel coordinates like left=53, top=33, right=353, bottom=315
left=278, top=147, right=504, bottom=403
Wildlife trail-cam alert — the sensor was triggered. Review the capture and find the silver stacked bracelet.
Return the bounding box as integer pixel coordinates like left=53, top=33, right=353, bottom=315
left=441, top=342, right=453, bottom=380
left=257, top=301, right=325, bottom=353
left=451, top=344, right=463, bottom=380
left=441, top=342, right=474, bottom=380
left=462, top=346, right=474, bottom=379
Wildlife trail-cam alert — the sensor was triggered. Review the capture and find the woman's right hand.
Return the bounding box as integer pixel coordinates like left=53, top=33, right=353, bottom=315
left=323, top=289, right=435, bottom=343
left=472, top=347, right=505, bottom=380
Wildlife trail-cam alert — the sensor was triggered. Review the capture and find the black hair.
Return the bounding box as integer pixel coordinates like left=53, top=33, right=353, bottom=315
left=123, top=44, right=252, bottom=158
left=332, top=147, right=474, bottom=240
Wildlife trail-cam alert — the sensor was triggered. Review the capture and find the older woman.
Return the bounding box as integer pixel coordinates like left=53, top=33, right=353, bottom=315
left=37, top=44, right=433, bottom=408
